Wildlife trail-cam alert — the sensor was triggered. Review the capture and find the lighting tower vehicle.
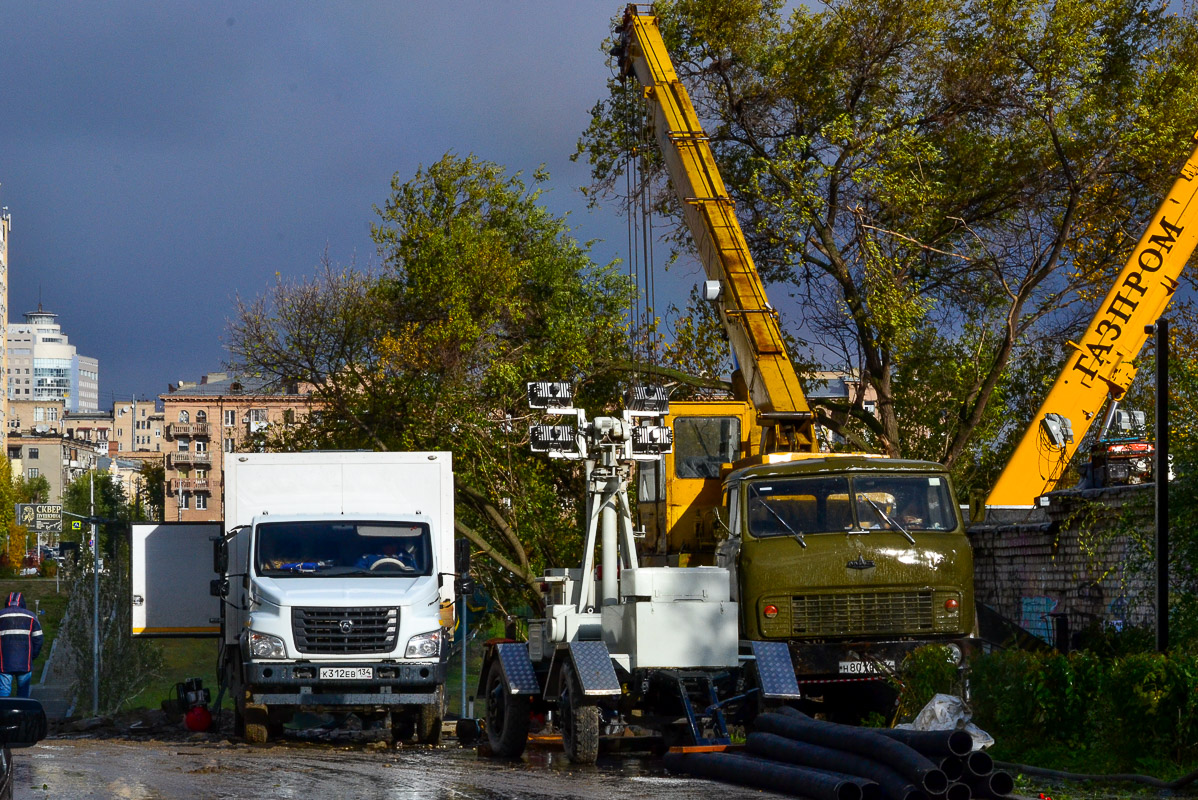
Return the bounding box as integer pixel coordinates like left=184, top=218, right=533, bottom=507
left=477, top=382, right=800, bottom=763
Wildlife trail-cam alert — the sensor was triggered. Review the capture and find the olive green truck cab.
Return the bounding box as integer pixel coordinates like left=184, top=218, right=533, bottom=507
left=713, top=455, right=977, bottom=690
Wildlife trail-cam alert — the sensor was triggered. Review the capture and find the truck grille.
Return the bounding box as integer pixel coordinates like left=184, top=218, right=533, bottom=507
left=291, top=607, right=398, bottom=654
left=791, top=591, right=933, bottom=637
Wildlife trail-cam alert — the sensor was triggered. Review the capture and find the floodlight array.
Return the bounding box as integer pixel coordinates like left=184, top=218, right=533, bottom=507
left=527, top=381, right=574, bottom=412
left=624, top=384, right=670, bottom=417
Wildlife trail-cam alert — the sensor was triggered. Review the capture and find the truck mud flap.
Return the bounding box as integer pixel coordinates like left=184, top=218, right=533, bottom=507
left=749, top=640, right=802, bottom=700
left=494, top=642, right=541, bottom=696
left=567, top=641, right=621, bottom=697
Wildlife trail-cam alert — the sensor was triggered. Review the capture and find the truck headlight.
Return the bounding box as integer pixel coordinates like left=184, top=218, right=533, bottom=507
left=249, top=631, right=286, bottom=659
left=405, top=630, right=441, bottom=659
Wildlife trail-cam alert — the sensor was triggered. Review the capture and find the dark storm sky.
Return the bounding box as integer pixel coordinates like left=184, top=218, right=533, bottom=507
left=0, top=3, right=699, bottom=403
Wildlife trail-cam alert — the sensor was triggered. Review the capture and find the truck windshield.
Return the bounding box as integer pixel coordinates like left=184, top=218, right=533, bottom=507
left=255, top=521, right=432, bottom=578
left=746, top=474, right=957, bottom=537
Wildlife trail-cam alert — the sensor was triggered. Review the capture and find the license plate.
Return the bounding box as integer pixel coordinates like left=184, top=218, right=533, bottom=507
left=838, top=659, right=896, bottom=675
left=319, top=667, right=373, bottom=680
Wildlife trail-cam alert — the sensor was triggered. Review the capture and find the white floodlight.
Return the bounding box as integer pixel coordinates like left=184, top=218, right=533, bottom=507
left=527, top=381, right=574, bottom=412
left=625, top=384, right=670, bottom=417
left=631, top=424, right=673, bottom=458
left=530, top=424, right=579, bottom=455
left=702, top=280, right=722, bottom=301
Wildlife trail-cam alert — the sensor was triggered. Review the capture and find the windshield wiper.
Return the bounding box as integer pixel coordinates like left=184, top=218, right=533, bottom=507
left=863, top=497, right=915, bottom=545
left=749, top=485, right=805, bottom=548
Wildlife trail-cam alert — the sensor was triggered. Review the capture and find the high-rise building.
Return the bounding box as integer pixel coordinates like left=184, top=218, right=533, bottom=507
left=7, top=308, right=100, bottom=413
left=0, top=207, right=9, bottom=453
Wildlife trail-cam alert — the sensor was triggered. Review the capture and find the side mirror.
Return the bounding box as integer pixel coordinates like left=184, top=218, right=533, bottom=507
left=454, top=537, right=475, bottom=596
left=209, top=578, right=229, bottom=598
left=713, top=506, right=733, bottom=535
left=213, top=539, right=228, bottom=575
left=0, top=698, right=47, bottom=748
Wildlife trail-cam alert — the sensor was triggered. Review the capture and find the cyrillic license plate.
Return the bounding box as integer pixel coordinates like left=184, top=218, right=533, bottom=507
left=319, top=667, right=373, bottom=680
left=838, top=659, right=896, bottom=675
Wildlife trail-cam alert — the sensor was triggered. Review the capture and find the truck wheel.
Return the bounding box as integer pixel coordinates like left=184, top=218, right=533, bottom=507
left=243, top=703, right=270, bottom=744
left=484, top=658, right=529, bottom=758
left=417, top=686, right=445, bottom=745
left=559, top=660, right=599, bottom=765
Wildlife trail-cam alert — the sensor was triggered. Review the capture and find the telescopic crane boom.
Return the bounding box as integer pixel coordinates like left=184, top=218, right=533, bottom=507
left=616, top=7, right=817, bottom=453
left=986, top=136, right=1198, bottom=509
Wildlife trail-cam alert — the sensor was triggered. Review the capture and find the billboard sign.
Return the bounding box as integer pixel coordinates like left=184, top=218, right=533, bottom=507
left=16, top=504, right=63, bottom=533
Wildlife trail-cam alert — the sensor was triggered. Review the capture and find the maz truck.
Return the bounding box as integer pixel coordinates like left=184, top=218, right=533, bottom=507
left=132, top=451, right=455, bottom=744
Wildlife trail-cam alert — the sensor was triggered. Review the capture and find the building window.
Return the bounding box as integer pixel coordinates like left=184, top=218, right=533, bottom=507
left=195, top=468, right=207, bottom=479
left=195, top=440, right=207, bottom=454
left=196, top=494, right=208, bottom=511
left=196, top=410, right=207, bottom=423
left=27, top=448, right=38, bottom=459
left=180, top=493, right=190, bottom=510
left=284, top=408, right=296, bottom=424
left=224, top=438, right=235, bottom=453
left=179, top=410, right=190, bottom=423
left=26, top=468, right=38, bottom=479
left=33, top=407, right=44, bottom=421
left=224, top=409, right=236, bottom=427
left=177, top=438, right=190, bottom=453
left=48, top=408, right=58, bottom=421
left=250, top=409, right=267, bottom=423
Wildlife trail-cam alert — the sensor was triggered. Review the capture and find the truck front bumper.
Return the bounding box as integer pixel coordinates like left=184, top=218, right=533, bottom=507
left=245, top=660, right=448, bottom=707
left=788, top=637, right=982, bottom=683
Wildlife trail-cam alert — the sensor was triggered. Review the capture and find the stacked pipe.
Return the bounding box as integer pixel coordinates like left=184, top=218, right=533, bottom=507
left=663, top=706, right=1014, bottom=800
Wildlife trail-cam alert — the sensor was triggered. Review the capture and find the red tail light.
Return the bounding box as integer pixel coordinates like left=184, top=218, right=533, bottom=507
left=763, top=604, right=779, bottom=619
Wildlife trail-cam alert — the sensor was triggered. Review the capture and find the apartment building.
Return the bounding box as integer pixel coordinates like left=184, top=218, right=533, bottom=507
left=111, top=399, right=164, bottom=454
left=7, top=307, right=100, bottom=413
left=0, top=208, right=9, bottom=452
left=161, top=373, right=315, bottom=522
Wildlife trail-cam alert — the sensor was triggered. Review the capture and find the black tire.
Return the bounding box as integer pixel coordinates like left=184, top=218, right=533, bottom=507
left=559, top=660, right=599, bottom=765
left=390, top=714, right=415, bottom=745
left=484, top=658, right=530, bottom=758
left=417, top=686, right=445, bottom=745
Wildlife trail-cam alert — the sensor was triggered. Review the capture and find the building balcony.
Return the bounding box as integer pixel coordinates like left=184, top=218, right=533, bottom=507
left=167, top=422, right=211, bottom=439
left=167, top=452, right=212, bottom=468
left=169, top=478, right=215, bottom=493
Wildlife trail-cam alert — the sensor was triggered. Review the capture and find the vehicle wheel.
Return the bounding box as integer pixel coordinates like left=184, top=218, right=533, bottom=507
left=484, top=658, right=530, bottom=758
left=417, top=686, right=445, bottom=745
left=243, top=703, right=270, bottom=744
left=390, top=712, right=415, bottom=745
left=559, top=660, right=599, bottom=765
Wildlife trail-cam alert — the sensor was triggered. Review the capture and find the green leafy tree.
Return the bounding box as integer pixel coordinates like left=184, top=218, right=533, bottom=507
left=58, top=470, right=163, bottom=713
left=579, top=0, right=1198, bottom=493
left=13, top=473, right=51, bottom=504
left=228, top=154, right=632, bottom=610
left=136, top=461, right=166, bottom=523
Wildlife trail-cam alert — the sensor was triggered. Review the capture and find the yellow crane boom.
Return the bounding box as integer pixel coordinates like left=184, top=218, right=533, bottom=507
left=987, top=136, right=1198, bottom=508
left=617, top=7, right=816, bottom=452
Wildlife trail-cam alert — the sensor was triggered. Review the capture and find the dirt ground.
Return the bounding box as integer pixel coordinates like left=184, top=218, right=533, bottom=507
left=15, top=731, right=784, bottom=800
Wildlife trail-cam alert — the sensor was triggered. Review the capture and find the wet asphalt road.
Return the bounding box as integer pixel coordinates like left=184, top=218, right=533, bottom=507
left=15, top=737, right=791, bottom=800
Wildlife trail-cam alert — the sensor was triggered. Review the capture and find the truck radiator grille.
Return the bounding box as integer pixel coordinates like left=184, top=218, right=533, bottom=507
left=791, top=591, right=933, bottom=637
left=291, top=607, right=398, bottom=654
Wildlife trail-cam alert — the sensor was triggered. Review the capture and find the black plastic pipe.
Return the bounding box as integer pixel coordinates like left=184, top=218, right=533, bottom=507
left=871, top=726, right=975, bottom=758
left=963, top=750, right=993, bottom=777
left=965, top=769, right=1014, bottom=799
left=663, top=751, right=863, bottom=800
left=756, top=712, right=949, bottom=795
left=939, top=755, right=965, bottom=781
left=945, top=780, right=972, bottom=800
left=748, top=731, right=927, bottom=800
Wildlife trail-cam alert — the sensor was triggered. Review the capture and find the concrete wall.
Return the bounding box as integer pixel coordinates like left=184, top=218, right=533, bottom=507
left=968, top=485, right=1157, bottom=643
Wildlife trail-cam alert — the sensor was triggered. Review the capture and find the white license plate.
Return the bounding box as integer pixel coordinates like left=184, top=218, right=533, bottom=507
left=319, top=667, right=373, bottom=680
left=838, top=659, right=896, bottom=675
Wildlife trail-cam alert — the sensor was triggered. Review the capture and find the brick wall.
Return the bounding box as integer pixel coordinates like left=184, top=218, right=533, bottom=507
left=968, top=485, right=1157, bottom=643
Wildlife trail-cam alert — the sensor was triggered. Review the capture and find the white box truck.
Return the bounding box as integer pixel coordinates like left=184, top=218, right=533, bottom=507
left=132, top=451, right=455, bottom=744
